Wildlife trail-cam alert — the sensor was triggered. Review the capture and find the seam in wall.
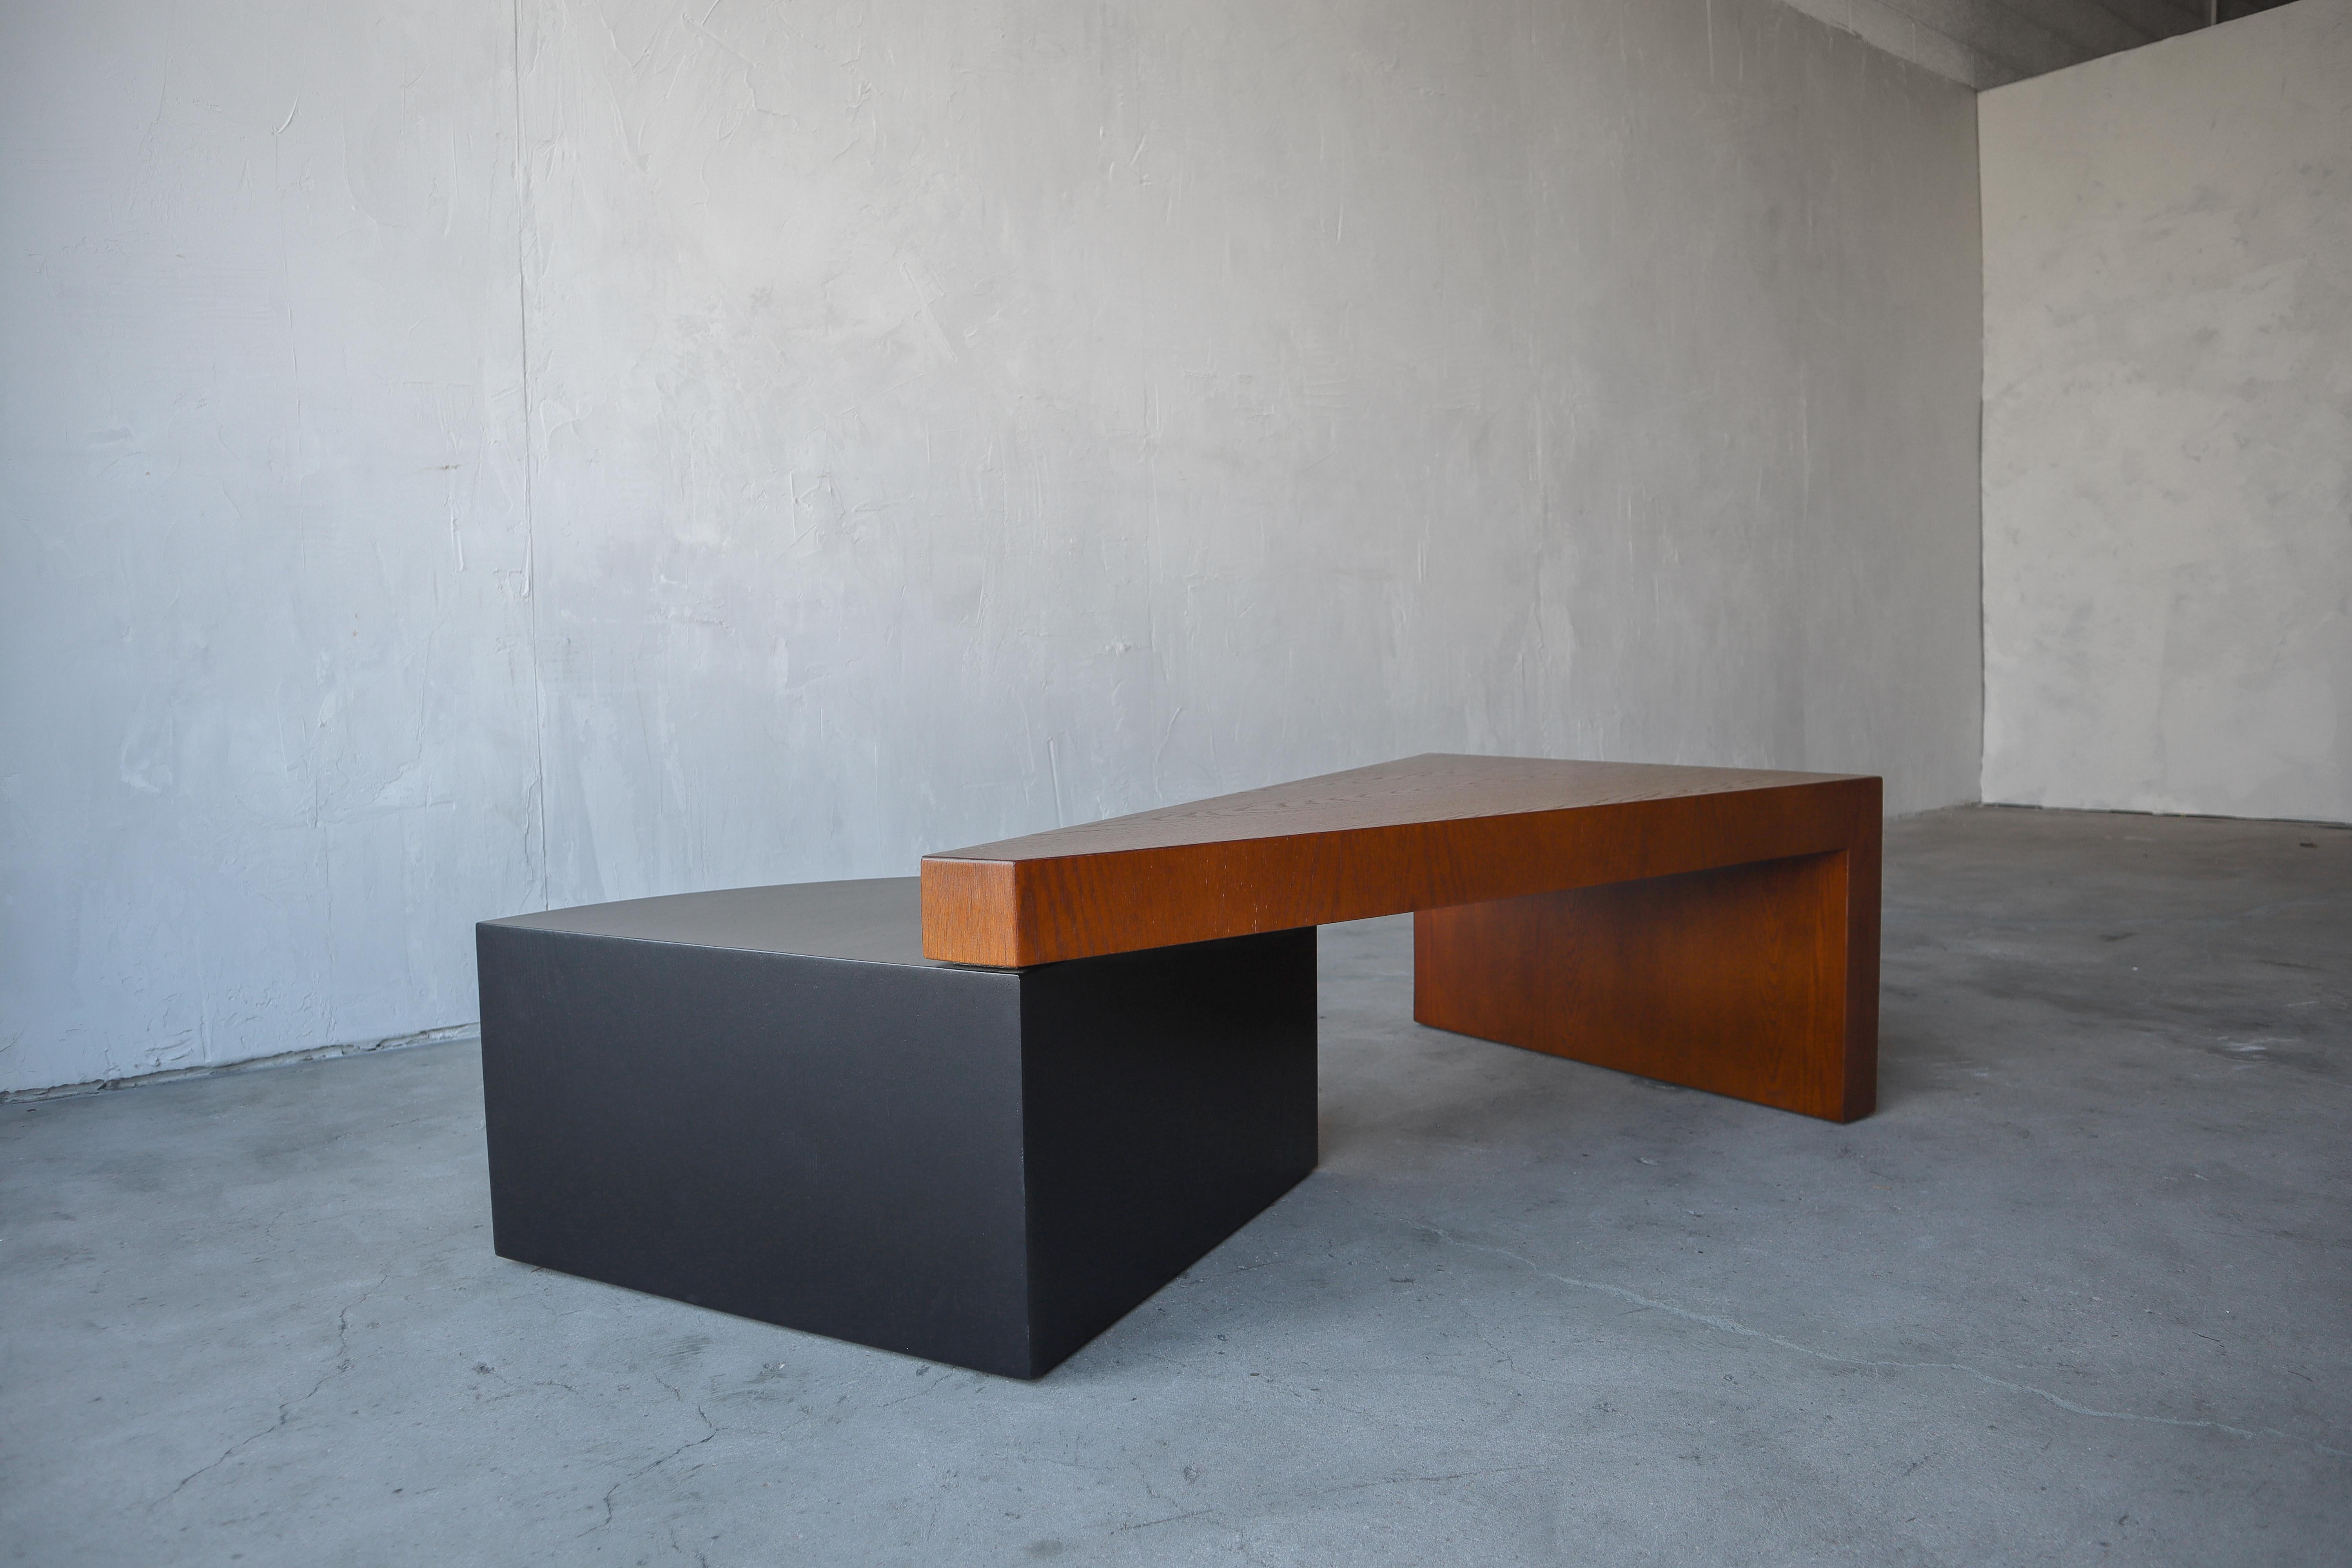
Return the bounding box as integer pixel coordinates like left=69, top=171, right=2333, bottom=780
left=512, top=0, right=550, bottom=912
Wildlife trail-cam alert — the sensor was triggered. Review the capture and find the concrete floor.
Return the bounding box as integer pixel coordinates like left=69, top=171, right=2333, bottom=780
left=3, top=806, right=2347, bottom=1566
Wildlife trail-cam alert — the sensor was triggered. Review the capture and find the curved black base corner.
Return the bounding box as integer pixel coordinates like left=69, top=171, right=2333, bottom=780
left=477, top=878, right=1316, bottom=1379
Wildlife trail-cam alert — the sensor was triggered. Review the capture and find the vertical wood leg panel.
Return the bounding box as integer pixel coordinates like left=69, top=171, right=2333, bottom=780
left=1413, top=851, right=1875, bottom=1122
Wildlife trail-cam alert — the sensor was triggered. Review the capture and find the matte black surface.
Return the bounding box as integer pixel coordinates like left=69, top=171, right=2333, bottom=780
left=490, top=876, right=938, bottom=965
left=477, top=922, right=1032, bottom=1373
left=477, top=880, right=1317, bottom=1379
left=1022, top=932, right=1318, bottom=1371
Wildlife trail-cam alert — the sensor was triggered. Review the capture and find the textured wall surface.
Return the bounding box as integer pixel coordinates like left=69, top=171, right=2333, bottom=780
left=1, top=0, right=539, bottom=1093
left=1981, top=0, right=2352, bottom=823
left=1, top=0, right=1983, bottom=1094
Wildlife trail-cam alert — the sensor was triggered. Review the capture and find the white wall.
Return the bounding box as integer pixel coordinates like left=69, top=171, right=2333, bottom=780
left=2, top=0, right=1984, bottom=1094
left=1981, top=0, right=2352, bottom=824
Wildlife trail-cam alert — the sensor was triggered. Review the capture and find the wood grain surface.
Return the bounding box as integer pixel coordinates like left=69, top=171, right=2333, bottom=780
left=921, top=754, right=1875, bottom=967
left=1415, top=848, right=1878, bottom=1122
left=920, top=753, right=1880, bottom=1122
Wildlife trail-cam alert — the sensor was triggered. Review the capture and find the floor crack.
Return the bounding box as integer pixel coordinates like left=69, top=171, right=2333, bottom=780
left=581, top=1403, right=720, bottom=1537
left=154, top=1272, right=387, bottom=1506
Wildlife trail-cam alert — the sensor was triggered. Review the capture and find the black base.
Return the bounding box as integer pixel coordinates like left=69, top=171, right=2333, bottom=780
left=476, top=879, right=1316, bottom=1379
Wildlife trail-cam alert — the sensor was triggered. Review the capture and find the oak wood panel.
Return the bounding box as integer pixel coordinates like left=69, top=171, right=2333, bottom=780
left=922, top=754, right=1877, bottom=969
left=1414, top=851, right=1874, bottom=1122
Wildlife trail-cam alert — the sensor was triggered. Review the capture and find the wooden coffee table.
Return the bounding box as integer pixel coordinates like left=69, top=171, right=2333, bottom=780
left=477, top=753, right=1881, bottom=1379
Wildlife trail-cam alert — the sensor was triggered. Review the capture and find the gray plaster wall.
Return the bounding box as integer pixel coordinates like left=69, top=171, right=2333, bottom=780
left=0, top=0, right=1984, bottom=1095
left=1980, top=0, right=2352, bottom=824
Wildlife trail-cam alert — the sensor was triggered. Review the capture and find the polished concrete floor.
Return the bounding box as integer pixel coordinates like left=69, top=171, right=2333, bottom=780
left=3, top=806, right=2346, bottom=1566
